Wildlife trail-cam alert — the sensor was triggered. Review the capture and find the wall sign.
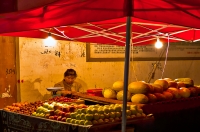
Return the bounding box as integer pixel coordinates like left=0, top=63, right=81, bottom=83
left=86, top=42, right=200, bottom=62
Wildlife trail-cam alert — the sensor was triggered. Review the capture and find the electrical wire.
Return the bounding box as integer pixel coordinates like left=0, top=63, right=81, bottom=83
left=161, top=34, right=170, bottom=79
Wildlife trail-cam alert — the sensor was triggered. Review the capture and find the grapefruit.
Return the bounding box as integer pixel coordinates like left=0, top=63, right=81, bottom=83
left=116, top=90, right=132, bottom=101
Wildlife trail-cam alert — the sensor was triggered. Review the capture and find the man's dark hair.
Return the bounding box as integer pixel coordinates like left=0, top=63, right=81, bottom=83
left=64, top=69, right=77, bottom=77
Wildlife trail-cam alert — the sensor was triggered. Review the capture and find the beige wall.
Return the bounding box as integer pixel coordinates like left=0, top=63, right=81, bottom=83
left=18, top=38, right=200, bottom=102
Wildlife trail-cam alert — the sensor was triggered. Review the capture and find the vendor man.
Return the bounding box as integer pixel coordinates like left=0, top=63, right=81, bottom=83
left=54, top=69, right=82, bottom=96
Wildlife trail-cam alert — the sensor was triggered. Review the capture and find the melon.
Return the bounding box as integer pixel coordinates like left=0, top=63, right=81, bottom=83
left=128, top=81, right=149, bottom=94
left=103, top=89, right=116, bottom=99
left=112, top=81, right=124, bottom=91
left=131, top=94, right=149, bottom=104
left=116, top=90, right=132, bottom=101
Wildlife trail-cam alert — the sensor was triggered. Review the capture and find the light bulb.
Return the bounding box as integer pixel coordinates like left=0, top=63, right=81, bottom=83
left=43, top=34, right=56, bottom=47
left=155, top=38, right=163, bottom=49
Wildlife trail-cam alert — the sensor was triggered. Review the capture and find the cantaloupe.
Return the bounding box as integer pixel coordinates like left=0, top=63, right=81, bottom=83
left=116, top=90, right=132, bottom=101
left=131, top=94, right=149, bottom=104
left=128, top=81, right=149, bottom=94
left=103, top=89, right=116, bottom=99
left=112, top=81, right=124, bottom=91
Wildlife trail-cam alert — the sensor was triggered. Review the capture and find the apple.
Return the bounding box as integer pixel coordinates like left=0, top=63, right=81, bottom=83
left=188, top=87, right=198, bottom=97
left=167, top=87, right=181, bottom=99
left=66, top=118, right=71, bottom=123
left=49, top=110, right=54, bottom=116
left=53, top=115, right=58, bottom=120
left=154, top=79, right=169, bottom=91
left=80, top=113, right=85, bottom=120
left=110, top=112, right=116, bottom=118
left=98, top=119, right=104, bottom=124
left=168, top=81, right=178, bottom=88
left=104, top=113, right=110, bottom=119
left=177, top=82, right=186, bottom=88
left=49, top=116, right=54, bottom=120
left=147, top=84, right=154, bottom=93
left=84, top=120, right=93, bottom=125
left=126, top=110, right=131, bottom=116
left=86, top=109, right=93, bottom=114
left=62, top=107, right=69, bottom=112
left=68, top=106, right=76, bottom=112
left=163, top=91, right=173, bottom=100
left=115, top=111, right=122, bottom=117
left=154, top=93, right=166, bottom=101
left=114, top=106, right=122, bottom=112
left=92, top=120, right=99, bottom=125
left=85, top=114, right=94, bottom=121
left=179, top=87, right=191, bottom=98
left=163, top=78, right=172, bottom=82
left=79, top=120, right=85, bottom=125
left=146, top=93, right=157, bottom=103
left=130, top=114, right=136, bottom=119
left=151, top=84, right=163, bottom=93
left=76, top=114, right=81, bottom=120
left=45, top=114, right=50, bottom=119
left=114, top=117, right=120, bottom=122
left=104, top=118, right=110, bottom=123
left=61, top=117, right=66, bottom=122
left=99, top=114, right=105, bottom=119
left=93, top=113, right=100, bottom=120
left=65, top=113, right=71, bottom=118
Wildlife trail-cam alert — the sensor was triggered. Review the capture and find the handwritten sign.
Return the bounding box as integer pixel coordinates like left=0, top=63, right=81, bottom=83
left=86, top=42, right=200, bottom=62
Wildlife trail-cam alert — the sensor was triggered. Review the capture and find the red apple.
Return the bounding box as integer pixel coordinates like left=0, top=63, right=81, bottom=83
left=163, top=91, right=173, bottom=100
left=61, top=117, right=66, bottom=122
left=62, top=107, right=69, bottom=112
left=168, top=81, right=178, bottom=88
left=167, top=87, right=181, bottom=99
left=154, top=93, right=166, bottom=101
left=177, top=82, right=186, bottom=88
left=49, top=110, right=54, bottom=116
left=68, top=106, right=76, bottom=112
left=53, top=115, right=58, bottom=120
left=179, top=87, right=191, bottom=98
left=57, top=116, right=62, bottom=121
left=188, top=87, right=198, bottom=97
left=154, top=79, right=169, bottom=91
left=146, top=93, right=157, bottom=103
left=49, top=116, right=54, bottom=120
left=65, top=113, right=71, bottom=118
left=151, top=84, right=163, bottom=93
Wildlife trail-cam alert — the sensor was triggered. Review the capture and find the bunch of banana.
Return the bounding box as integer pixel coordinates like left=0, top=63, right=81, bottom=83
left=174, top=78, right=194, bottom=87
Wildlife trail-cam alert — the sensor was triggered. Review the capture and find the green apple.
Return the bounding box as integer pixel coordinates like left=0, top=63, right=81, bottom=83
left=85, top=114, right=93, bottom=121
left=93, top=113, right=100, bottom=120
left=76, top=109, right=82, bottom=114
left=109, top=108, right=115, bottom=112
left=70, top=119, right=76, bottom=124
left=137, top=108, right=143, bottom=114
left=104, top=118, right=109, bottom=123
left=114, top=106, right=122, bottom=112
left=92, top=120, right=99, bottom=125
left=110, top=112, right=116, bottom=118
left=32, top=112, right=36, bottom=116
left=66, top=118, right=71, bottom=123
left=99, top=114, right=105, bottom=119
left=130, top=108, right=137, bottom=115
left=98, top=119, right=104, bottom=124
left=127, top=105, right=131, bottom=110
left=130, top=105, right=137, bottom=109
left=130, top=115, right=136, bottom=119
left=126, top=110, right=131, bottom=116
left=115, top=111, right=122, bottom=118
left=79, top=120, right=85, bottom=125
left=98, top=108, right=104, bottom=114
left=76, top=114, right=81, bottom=120
left=103, top=107, right=110, bottom=114
left=109, top=104, right=115, bottom=108
left=70, top=112, right=77, bottom=119
left=75, top=120, right=80, bottom=124
left=80, top=113, right=85, bottom=120
left=92, top=108, right=98, bottom=114
left=80, top=108, right=87, bottom=114
left=86, top=109, right=93, bottom=114
left=104, top=113, right=110, bottom=119
left=109, top=118, right=115, bottom=122
left=84, top=120, right=93, bottom=125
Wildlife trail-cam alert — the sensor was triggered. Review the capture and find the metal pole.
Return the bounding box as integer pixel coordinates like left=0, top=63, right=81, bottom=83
left=122, top=16, right=132, bottom=132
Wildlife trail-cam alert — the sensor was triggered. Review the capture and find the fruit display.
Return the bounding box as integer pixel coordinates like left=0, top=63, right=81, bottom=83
left=3, top=101, right=44, bottom=115
left=32, top=102, right=88, bottom=122
left=102, top=78, right=200, bottom=104
left=66, top=104, right=146, bottom=126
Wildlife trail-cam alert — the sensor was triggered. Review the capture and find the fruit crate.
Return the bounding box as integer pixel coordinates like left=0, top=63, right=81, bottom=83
left=87, top=88, right=103, bottom=97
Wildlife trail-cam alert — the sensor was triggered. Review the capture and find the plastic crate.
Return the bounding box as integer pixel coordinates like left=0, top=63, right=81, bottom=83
left=87, top=88, right=103, bottom=97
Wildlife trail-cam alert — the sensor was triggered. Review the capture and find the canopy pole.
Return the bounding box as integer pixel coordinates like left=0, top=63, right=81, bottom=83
left=122, top=16, right=132, bottom=132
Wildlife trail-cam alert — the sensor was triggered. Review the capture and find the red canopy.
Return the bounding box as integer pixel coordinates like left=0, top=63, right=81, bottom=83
left=0, top=0, right=200, bottom=46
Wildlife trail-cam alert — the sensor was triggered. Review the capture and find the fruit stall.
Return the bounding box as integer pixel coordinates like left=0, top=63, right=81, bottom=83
left=1, top=77, right=200, bottom=132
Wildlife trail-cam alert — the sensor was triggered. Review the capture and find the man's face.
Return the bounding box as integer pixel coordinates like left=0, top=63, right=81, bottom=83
left=64, top=75, right=76, bottom=84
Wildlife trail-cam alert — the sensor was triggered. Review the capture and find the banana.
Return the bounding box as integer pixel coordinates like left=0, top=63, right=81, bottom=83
left=174, top=78, right=194, bottom=87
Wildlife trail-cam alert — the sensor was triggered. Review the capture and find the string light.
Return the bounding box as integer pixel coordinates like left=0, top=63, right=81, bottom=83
left=43, top=33, right=56, bottom=47
left=155, top=37, right=163, bottom=49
